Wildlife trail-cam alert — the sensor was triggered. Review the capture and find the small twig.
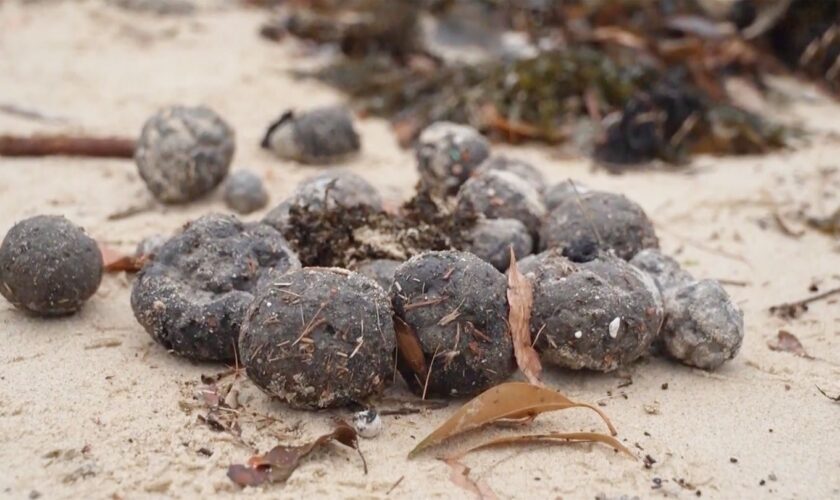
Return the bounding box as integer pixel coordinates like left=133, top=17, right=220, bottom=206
left=0, top=103, right=71, bottom=124
left=386, top=475, right=405, bottom=495
left=0, top=134, right=136, bottom=158
left=816, top=386, right=840, bottom=402
left=404, top=297, right=445, bottom=311
left=716, top=279, right=750, bottom=287
left=422, top=345, right=441, bottom=401
left=769, top=286, right=840, bottom=317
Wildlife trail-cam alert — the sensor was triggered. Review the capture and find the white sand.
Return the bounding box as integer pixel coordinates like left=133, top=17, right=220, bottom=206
left=1, top=2, right=839, bottom=499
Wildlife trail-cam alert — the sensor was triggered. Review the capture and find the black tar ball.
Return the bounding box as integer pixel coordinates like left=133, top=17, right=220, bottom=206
left=131, top=214, right=300, bottom=362
left=540, top=190, right=659, bottom=260
left=135, top=105, right=235, bottom=204
left=355, top=259, right=402, bottom=291
left=239, top=268, right=396, bottom=409
left=0, top=215, right=103, bottom=316
left=392, top=251, right=514, bottom=398
left=520, top=250, right=663, bottom=372
left=262, top=106, right=360, bottom=164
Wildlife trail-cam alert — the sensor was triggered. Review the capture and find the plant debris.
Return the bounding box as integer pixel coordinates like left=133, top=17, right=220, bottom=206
left=816, top=386, right=840, bottom=402
left=506, top=250, right=542, bottom=386
left=767, top=330, right=812, bottom=358
left=0, top=134, right=135, bottom=158
left=270, top=0, right=835, bottom=164
left=444, top=458, right=498, bottom=499
left=99, top=244, right=147, bottom=273
left=769, top=285, right=840, bottom=319
left=409, top=381, right=617, bottom=458
left=807, top=206, right=840, bottom=235
left=227, top=420, right=366, bottom=487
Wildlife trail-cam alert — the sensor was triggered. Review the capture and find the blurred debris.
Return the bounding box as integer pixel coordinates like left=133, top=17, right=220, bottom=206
left=261, top=0, right=840, bottom=164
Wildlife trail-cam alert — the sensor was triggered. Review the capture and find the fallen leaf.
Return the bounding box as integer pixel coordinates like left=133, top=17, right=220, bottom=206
left=767, top=330, right=812, bottom=358
left=395, top=316, right=427, bottom=377
left=409, top=382, right=616, bottom=458
left=452, top=431, right=633, bottom=458
left=443, top=458, right=498, bottom=499
left=99, top=243, right=146, bottom=273
left=506, top=249, right=542, bottom=386
left=227, top=420, right=367, bottom=487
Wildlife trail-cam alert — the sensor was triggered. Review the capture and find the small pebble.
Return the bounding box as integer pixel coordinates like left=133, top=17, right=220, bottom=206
left=630, top=248, right=693, bottom=292
left=262, top=106, right=360, bottom=164
left=352, top=409, right=383, bottom=439
left=223, top=170, right=269, bottom=215
left=415, top=121, right=490, bottom=195
left=135, top=105, right=235, bottom=204
left=461, top=218, right=533, bottom=271
left=0, top=215, right=102, bottom=316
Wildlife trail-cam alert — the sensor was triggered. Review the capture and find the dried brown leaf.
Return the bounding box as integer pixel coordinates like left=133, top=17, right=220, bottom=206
left=409, top=382, right=616, bottom=458
left=99, top=244, right=146, bottom=273
left=443, top=458, right=499, bottom=500
left=395, top=316, right=427, bottom=377
left=506, top=249, right=542, bottom=386
left=453, top=432, right=634, bottom=459
left=768, top=330, right=812, bottom=359
left=227, top=421, right=366, bottom=487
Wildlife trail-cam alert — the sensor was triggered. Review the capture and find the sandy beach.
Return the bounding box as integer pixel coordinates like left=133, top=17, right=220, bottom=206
left=1, top=2, right=839, bottom=499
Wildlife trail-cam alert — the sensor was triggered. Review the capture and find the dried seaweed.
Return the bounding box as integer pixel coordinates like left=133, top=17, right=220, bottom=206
left=269, top=0, right=832, bottom=164
left=283, top=191, right=474, bottom=268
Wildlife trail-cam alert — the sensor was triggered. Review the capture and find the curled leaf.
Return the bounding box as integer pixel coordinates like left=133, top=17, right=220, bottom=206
left=506, top=249, right=542, bottom=386
left=453, top=432, right=634, bottom=459
left=409, top=382, right=616, bottom=458
left=394, top=316, right=428, bottom=377
left=227, top=420, right=366, bottom=487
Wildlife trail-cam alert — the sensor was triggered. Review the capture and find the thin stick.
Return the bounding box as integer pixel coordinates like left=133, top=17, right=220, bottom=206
left=386, top=476, right=405, bottom=495
left=421, top=345, right=441, bottom=401
left=0, top=134, right=136, bottom=158
left=770, top=286, right=840, bottom=314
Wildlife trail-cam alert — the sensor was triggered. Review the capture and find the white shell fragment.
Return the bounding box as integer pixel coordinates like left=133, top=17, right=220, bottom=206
left=574, top=330, right=583, bottom=339
left=352, top=409, right=382, bottom=439
left=609, top=317, right=621, bottom=339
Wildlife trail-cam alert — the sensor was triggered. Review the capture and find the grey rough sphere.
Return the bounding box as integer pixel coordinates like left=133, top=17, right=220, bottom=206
left=262, top=107, right=360, bottom=164
left=239, top=268, right=396, bottom=409
left=131, top=214, right=300, bottom=361
left=262, top=170, right=383, bottom=233
left=544, top=179, right=590, bottom=211
left=629, top=248, right=693, bottom=293
left=455, top=170, right=547, bottom=236
left=415, top=121, right=491, bottom=195
left=223, top=170, right=269, bottom=215
left=355, top=259, right=402, bottom=291
left=135, top=105, right=235, bottom=204
left=134, top=234, right=168, bottom=258
left=392, top=251, right=515, bottom=398
left=0, top=215, right=102, bottom=316
left=520, top=250, right=664, bottom=371
left=475, top=155, right=547, bottom=193
left=540, top=190, right=659, bottom=260
left=462, top=218, right=533, bottom=271
left=662, top=280, right=744, bottom=370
